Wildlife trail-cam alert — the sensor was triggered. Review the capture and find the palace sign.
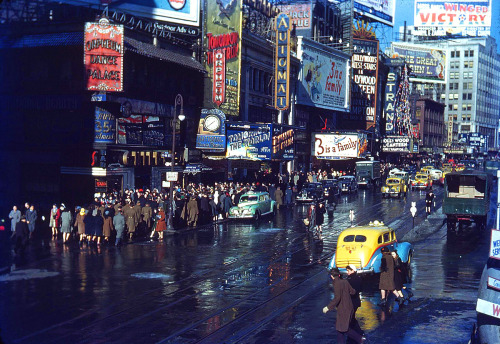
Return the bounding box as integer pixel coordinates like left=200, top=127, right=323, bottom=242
left=275, top=13, right=291, bottom=111
left=84, top=19, right=124, bottom=92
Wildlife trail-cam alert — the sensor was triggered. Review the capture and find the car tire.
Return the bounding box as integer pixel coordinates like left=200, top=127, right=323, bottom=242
left=406, top=253, right=413, bottom=282
left=254, top=211, right=261, bottom=222
left=272, top=206, right=276, bottom=216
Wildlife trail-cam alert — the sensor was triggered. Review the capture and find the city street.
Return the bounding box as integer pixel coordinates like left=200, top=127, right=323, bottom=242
left=0, top=186, right=493, bottom=344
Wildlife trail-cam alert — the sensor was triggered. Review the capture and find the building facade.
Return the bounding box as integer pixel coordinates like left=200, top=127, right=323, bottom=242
left=415, top=98, right=445, bottom=152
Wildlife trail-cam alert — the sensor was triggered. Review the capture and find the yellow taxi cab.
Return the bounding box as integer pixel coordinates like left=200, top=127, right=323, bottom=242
left=455, top=163, right=466, bottom=171
left=381, top=177, right=407, bottom=198
left=328, top=221, right=413, bottom=276
left=411, top=172, right=432, bottom=190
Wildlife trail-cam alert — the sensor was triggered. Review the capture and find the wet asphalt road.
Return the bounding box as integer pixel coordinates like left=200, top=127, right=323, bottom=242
left=0, top=186, right=493, bottom=344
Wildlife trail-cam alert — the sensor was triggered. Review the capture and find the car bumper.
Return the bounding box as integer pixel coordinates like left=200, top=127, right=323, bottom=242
left=412, top=184, right=428, bottom=189
left=228, top=214, right=255, bottom=219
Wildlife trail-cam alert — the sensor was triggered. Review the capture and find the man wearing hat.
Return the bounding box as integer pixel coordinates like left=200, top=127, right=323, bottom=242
left=379, top=246, right=395, bottom=306
left=323, top=268, right=365, bottom=344
left=346, top=265, right=363, bottom=336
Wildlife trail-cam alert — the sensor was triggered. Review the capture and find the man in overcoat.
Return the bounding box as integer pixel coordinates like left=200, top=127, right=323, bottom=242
left=379, top=246, right=395, bottom=305
left=323, top=268, right=364, bottom=344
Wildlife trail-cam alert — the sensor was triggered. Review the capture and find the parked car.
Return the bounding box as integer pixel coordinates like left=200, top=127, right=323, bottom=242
left=328, top=220, right=413, bottom=277
left=322, top=179, right=341, bottom=200
left=228, top=191, right=276, bottom=220
left=381, top=177, right=408, bottom=198
left=338, top=176, right=358, bottom=194
left=296, top=182, right=324, bottom=203
left=411, top=173, right=431, bottom=190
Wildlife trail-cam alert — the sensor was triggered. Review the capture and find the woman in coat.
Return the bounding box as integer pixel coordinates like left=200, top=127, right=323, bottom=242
left=102, top=208, right=114, bottom=244
left=315, top=202, right=326, bottom=239
left=93, top=210, right=104, bottom=245
left=209, top=195, right=218, bottom=223
left=186, top=195, right=199, bottom=227
left=379, top=247, right=395, bottom=305
left=155, top=208, right=166, bottom=240
left=274, top=187, right=283, bottom=209
left=74, top=207, right=86, bottom=245
left=60, top=205, right=73, bottom=244
left=392, top=250, right=406, bottom=304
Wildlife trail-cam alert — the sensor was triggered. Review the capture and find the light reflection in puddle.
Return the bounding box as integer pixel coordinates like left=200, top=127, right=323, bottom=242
left=0, top=269, right=59, bottom=282
left=131, top=272, right=174, bottom=280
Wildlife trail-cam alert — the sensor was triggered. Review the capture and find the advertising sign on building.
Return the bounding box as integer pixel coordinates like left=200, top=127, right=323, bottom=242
left=297, top=37, right=350, bottom=112
left=382, top=136, right=415, bottom=153
left=272, top=124, right=294, bottom=160
left=468, top=133, right=487, bottom=147
left=226, top=123, right=271, bottom=160
left=63, top=0, right=200, bottom=26
left=203, top=1, right=241, bottom=117
left=196, top=108, right=226, bottom=152
left=391, top=43, right=446, bottom=83
left=277, top=4, right=312, bottom=32
left=354, top=0, right=396, bottom=26
left=384, top=62, right=402, bottom=135
left=414, top=0, right=491, bottom=37
left=94, top=107, right=116, bottom=143
left=84, top=19, right=124, bottom=92
left=313, top=133, right=368, bottom=159
left=350, top=38, right=379, bottom=130
left=275, top=13, right=291, bottom=111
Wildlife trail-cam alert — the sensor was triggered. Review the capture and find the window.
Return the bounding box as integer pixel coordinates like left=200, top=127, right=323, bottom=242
left=467, top=104, right=472, bottom=111
left=451, top=51, right=455, bottom=58
left=469, top=61, right=473, bottom=68
left=453, top=104, right=458, bottom=110
left=454, top=93, right=459, bottom=100
left=465, top=50, right=469, bottom=57
left=383, top=232, right=390, bottom=242
left=378, top=236, right=382, bottom=244
left=468, top=82, right=473, bottom=89
left=462, top=104, right=467, bottom=110
left=343, top=235, right=367, bottom=242
left=468, top=93, right=472, bottom=100
left=456, top=51, right=460, bottom=58
left=470, top=50, right=474, bottom=57
left=463, top=82, right=468, bottom=89
left=448, top=104, right=453, bottom=110
left=449, top=94, right=454, bottom=100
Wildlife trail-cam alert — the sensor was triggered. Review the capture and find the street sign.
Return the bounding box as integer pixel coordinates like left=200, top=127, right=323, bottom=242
left=166, top=172, right=178, bottom=182
left=490, top=229, right=500, bottom=260
left=349, top=210, right=354, bottom=226
left=410, top=202, right=417, bottom=217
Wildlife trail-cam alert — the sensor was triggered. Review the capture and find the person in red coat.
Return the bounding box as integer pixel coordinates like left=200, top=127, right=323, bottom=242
left=323, top=268, right=365, bottom=344
left=155, top=208, right=166, bottom=240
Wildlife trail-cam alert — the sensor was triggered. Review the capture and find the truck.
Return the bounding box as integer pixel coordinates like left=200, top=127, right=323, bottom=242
left=355, top=160, right=381, bottom=188
left=443, top=170, right=492, bottom=236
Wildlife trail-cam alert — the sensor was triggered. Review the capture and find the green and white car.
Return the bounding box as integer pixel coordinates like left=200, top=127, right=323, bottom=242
left=229, top=191, right=276, bottom=220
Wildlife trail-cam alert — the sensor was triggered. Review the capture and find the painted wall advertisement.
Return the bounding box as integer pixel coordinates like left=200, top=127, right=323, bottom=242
left=414, top=0, right=491, bottom=37
left=226, top=123, right=271, bottom=160
left=297, top=37, right=350, bottom=112
left=203, top=0, right=242, bottom=117
left=382, top=136, right=419, bottom=153
left=277, top=3, right=312, bottom=32
left=354, top=0, right=396, bottom=26
left=94, top=107, right=116, bottom=143
left=196, top=108, right=226, bottom=152
left=391, top=43, right=446, bottom=83
left=313, top=133, right=368, bottom=159
left=275, top=13, right=291, bottom=111
left=63, top=0, right=199, bottom=26
left=84, top=19, right=124, bottom=92
left=350, top=38, right=379, bottom=130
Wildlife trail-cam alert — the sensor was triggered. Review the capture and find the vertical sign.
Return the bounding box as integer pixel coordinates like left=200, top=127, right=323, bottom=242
left=383, top=58, right=403, bottom=134
left=84, top=18, right=124, bottom=92
left=351, top=38, right=379, bottom=130
left=196, top=108, right=226, bottom=152
left=275, top=13, right=291, bottom=110
left=94, top=107, right=116, bottom=143
left=203, top=1, right=242, bottom=116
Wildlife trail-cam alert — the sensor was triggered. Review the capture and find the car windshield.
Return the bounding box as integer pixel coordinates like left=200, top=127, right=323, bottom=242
left=416, top=174, right=427, bottom=180
left=387, top=179, right=400, bottom=185
left=343, top=235, right=367, bottom=242
left=305, top=183, right=321, bottom=189
left=394, top=173, right=406, bottom=178
left=240, top=195, right=258, bottom=203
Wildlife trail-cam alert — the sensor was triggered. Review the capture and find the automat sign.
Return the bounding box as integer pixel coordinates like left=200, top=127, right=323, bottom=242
left=275, top=13, right=291, bottom=110
left=84, top=18, right=124, bottom=92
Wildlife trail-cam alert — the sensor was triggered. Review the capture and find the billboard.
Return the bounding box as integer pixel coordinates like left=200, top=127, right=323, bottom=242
left=59, top=0, right=200, bottom=26
left=275, top=13, right=291, bottom=111
left=354, top=0, right=396, bottom=27
left=391, top=43, right=446, bottom=83
left=414, top=0, right=491, bottom=37
left=203, top=0, right=242, bottom=117
left=277, top=4, right=312, bottom=33
left=297, top=37, right=350, bottom=112
left=94, top=107, right=116, bottom=143
left=226, top=123, right=271, bottom=160
left=382, top=136, right=419, bottom=153
left=350, top=39, right=379, bottom=130
left=196, top=109, right=226, bottom=152
left=84, top=19, right=124, bottom=92
left=313, top=133, right=368, bottom=159
left=272, top=125, right=294, bottom=160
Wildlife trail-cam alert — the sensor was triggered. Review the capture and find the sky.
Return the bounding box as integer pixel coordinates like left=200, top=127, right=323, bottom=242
left=379, top=0, right=500, bottom=52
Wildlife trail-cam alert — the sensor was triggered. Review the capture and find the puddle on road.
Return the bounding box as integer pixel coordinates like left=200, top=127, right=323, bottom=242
left=251, top=228, right=285, bottom=234
left=131, top=272, right=174, bottom=280
left=0, top=269, right=59, bottom=282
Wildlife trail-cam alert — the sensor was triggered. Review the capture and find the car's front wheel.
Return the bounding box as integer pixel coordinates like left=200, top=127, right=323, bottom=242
left=254, top=211, right=261, bottom=221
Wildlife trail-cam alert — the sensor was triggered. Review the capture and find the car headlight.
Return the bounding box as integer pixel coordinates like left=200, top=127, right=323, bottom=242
left=242, top=209, right=251, bottom=215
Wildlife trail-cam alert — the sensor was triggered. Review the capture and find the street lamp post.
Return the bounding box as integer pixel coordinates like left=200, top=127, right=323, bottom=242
left=167, top=94, right=185, bottom=231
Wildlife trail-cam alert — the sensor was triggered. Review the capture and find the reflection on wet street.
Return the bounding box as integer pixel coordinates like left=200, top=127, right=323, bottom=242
left=0, top=186, right=491, bottom=343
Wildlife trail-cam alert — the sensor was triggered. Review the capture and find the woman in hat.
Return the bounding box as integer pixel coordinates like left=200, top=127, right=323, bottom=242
left=74, top=206, right=86, bottom=246
left=60, top=204, right=72, bottom=244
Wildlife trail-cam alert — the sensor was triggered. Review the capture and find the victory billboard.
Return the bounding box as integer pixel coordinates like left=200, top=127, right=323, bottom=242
left=313, top=133, right=368, bottom=159
left=296, top=37, right=350, bottom=112
left=391, top=43, right=446, bottom=83
left=414, top=0, right=491, bottom=37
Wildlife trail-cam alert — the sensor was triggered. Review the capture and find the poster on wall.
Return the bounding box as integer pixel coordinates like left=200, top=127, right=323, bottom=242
left=272, top=125, right=294, bottom=160
left=84, top=19, right=124, bottom=92
left=94, top=107, right=116, bottom=143
left=354, top=0, right=396, bottom=27
left=203, top=0, right=242, bottom=116
left=391, top=43, right=446, bottom=83
left=297, top=37, right=350, bottom=112
left=226, top=123, right=271, bottom=160
left=414, top=0, right=491, bottom=37
left=196, top=108, right=226, bottom=152
left=312, top=133, right=368, bottom=159
left=350, top=38, right=379, bottom=129
left=382, top=136, right=420, bottom=153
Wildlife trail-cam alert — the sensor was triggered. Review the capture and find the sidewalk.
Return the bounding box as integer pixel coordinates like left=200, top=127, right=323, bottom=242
left=401, top=207, right=446, bottom=242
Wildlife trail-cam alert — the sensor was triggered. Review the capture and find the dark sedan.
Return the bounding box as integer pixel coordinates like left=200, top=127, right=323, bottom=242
left=296, top=182, right=324, bottom=203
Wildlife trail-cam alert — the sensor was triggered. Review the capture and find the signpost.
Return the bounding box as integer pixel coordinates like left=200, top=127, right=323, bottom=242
left=410, top=202, right=417, bottom=228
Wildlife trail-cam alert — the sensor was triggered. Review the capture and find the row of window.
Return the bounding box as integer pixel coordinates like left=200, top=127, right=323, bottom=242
left=450, top=61, right=474, bottom=69
left=447, top=104, right=472, bottom=111
left=449, top=72, right=474, bottom=79
left=450, top=50, right=475, bottom=58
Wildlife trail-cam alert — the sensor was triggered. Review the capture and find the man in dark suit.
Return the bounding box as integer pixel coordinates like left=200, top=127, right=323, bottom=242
left=323, top=268, right=365, bottom=344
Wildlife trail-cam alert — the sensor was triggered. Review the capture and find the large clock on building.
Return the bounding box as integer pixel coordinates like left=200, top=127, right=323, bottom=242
left=203, top=114, right=222, bottom=133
